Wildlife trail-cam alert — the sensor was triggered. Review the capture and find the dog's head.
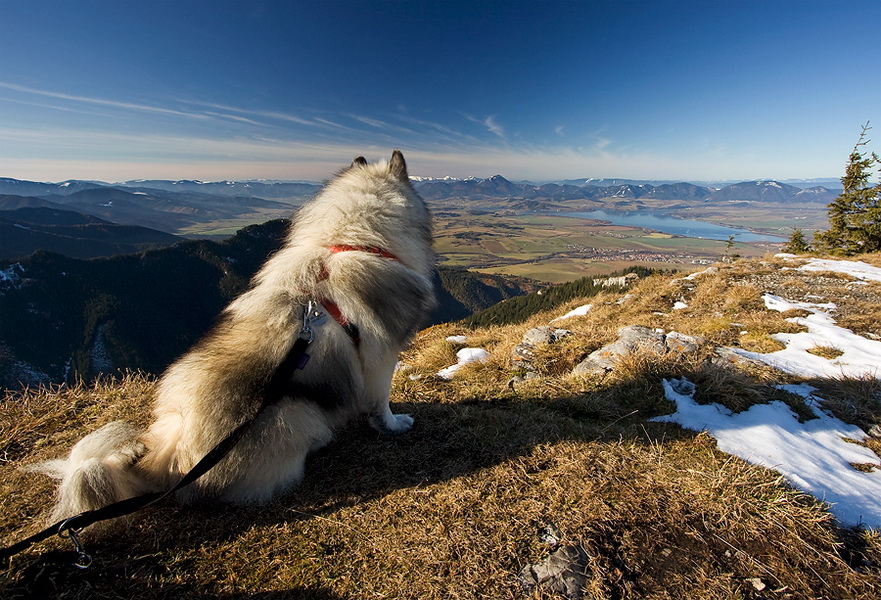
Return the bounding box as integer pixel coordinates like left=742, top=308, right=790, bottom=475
left=348, top=149, right=409, bottom=184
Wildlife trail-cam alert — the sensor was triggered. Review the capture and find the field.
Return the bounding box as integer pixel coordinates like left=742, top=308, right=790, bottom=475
left=434, top=211, right=775, bottom=283
left=671, top=203, right=829, bottom=237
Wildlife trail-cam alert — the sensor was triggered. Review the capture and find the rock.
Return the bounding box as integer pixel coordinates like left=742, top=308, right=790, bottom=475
left=572, top=327, right=706, bottom=376
left=665, top=331, right=704, bottom=354
left=712, top=347, right=766, bottom=369
left=538, top=523, right=561, bottom=547
left=512, top=327, right=571, bottom=372
left=868, top=424, right=881, bottom=439
left=746, top=577, right=767, bottom=592
left=523, top=326, right=571, bottom=345
left=519, top=545, right=590, bottom=599
left=572, top=325, right=665, bottom=376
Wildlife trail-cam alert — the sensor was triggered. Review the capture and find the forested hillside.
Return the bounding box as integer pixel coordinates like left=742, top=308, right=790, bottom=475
left=0, top=220, right=536, bottom=387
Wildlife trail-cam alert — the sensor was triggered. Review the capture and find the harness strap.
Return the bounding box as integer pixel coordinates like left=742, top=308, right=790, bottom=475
left=318, top=244, right=398, bottom=346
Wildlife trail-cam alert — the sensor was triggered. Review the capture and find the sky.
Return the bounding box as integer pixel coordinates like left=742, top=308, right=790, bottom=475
left=1, top=0, right=880, bottom=183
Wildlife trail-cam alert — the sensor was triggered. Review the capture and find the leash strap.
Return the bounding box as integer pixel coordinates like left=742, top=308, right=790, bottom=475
left=0, top=334, right=312, bottom=563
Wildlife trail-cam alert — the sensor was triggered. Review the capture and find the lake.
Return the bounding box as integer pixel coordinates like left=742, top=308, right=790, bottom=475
left=558, top=210, right=784, bottom=243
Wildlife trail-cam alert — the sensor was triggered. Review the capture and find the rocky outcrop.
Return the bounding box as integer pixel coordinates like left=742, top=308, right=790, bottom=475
left=572, top=326, right=705, bottom=376
left=511, top=326, right=571, bottom=379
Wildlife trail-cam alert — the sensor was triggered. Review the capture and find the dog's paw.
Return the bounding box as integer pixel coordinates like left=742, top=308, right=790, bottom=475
left=370, top=412, right=414, bottom=435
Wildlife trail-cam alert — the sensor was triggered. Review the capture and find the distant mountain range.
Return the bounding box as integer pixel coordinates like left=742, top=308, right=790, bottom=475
left=0, top=173, right=840, bottom=260
left=411, top=175, right=840, bottom=205
left=0, top=177, right=319, bottom=240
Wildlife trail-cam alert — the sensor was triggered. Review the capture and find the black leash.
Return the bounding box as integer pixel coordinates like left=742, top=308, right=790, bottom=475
left=1, top=305, right=321, bottom=566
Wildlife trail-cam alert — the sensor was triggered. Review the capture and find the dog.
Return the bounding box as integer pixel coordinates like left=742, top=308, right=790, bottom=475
left=33, top=150, right=436, bottom=525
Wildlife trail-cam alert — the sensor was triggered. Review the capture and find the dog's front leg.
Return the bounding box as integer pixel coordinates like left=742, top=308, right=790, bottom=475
left=365, top=354, right=413, bottom=434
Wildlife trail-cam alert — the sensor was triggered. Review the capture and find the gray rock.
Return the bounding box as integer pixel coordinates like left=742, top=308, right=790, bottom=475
left=538, top=523, right=561, bottom=547
left=523, top=326, right=571, bottom=345
left=572, top=325, right=665, bottom=376
left=519, top=545, right=590, bottom=599
left=712, top=347, right=766, bottom=369
left=665, top=331, right=704, bottom=354
left=513, top=327, right=571, bottom=372
left=572, top=327, right=707, bottom=376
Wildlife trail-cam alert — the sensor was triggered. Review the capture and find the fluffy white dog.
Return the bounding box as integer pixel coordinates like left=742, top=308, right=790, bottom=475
left=34, top=151, right=436, bottom=524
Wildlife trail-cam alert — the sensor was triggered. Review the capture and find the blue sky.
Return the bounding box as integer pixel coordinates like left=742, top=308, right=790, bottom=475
left=1, top=0, right=879, bottom=182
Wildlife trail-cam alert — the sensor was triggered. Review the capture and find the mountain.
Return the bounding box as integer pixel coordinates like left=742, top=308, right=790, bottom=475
left=0, top=194, right=70, bottom=211
left=119, top=179, right=320, bottom=200
left=0, top=206, right=183, bottom=259
left=0, top=177, right=107, bottom=196
left=0, top=220, right=536, bottom=387
left=705, top=180, right=805, bottom=203
left=641, top=182, right=716, bottom=200
left=794, top=186, right=839, bottom=203
left=416, top=176, right=842, bottom=207
left=0, top=177, right=306, bottom=234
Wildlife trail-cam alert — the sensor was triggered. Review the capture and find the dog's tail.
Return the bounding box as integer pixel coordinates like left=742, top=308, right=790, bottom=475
left=28, top=421, right=155, bottom=525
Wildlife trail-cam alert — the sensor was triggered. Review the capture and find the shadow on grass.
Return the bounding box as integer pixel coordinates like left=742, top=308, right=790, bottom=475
left=2, top=384, right=690, bottom=599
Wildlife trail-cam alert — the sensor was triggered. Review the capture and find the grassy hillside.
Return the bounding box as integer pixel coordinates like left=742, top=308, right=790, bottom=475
left=2, top=253, right=881, bottom=599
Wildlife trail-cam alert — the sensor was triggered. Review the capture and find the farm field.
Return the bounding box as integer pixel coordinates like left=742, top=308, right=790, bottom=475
left=671, top=203, right=829, bottom=237
left=434, top=211, right=775, bottom=283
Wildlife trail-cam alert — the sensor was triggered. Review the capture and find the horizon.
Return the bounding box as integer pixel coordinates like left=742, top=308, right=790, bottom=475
left=1, top=1, right=879, bottom=182
left=0, top=172, right=846, bottom=188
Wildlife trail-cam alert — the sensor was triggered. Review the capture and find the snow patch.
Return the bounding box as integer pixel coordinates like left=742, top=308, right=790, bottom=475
left=437, top=348, right=489, bottom=379
left=728, top=294, right=881, bottom=379
left=445, top=335, right=468, bottom=344
left=551, top=304, right=592, bottom=322
left=653, top=378, right=881, bottom=528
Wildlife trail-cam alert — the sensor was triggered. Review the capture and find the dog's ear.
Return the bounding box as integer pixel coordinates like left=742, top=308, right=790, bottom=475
left=389, top=149, right=408, bottom=182
left=351, top=156, right=368, bottom=168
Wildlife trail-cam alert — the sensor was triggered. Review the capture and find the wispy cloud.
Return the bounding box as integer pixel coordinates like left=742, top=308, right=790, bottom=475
left=0, top=81, right=210, bottom=120
left=464, top=113, right=506, bottom=139
left=175, top=98, right=315, bottom=126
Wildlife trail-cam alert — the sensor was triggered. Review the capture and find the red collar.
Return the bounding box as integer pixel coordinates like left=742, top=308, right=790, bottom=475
left=328, top=244, right=399, bottom=261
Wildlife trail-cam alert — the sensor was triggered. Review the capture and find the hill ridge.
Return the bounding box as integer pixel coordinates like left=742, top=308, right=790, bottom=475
left=2, top=253, right=880, bottom=598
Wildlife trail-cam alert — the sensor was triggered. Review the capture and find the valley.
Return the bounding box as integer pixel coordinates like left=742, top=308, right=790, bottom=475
left=0, top=174, right=832, bottom=285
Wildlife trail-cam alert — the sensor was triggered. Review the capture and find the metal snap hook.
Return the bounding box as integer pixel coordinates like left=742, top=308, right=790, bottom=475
left=58, top=518, right=92, bottom=569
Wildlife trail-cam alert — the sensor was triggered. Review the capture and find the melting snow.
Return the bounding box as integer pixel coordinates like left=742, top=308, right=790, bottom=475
left=551, top=304, right=593, bottom=322
left=728, top=294, right=881, bottom=379
left=446, top=335, right=468, bottom=344
left=797, top=258, right=881, bottom=282
left=653, top=379, right=881, bottom=528
left=653, top=256, right=881, bottom=528
left=437, top=348, right=488, bottom=379
left=672, top=301, right=688, bottom=310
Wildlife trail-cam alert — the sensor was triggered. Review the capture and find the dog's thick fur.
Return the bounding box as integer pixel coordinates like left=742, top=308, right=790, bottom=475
left=34, top=151, right=435, bottom=524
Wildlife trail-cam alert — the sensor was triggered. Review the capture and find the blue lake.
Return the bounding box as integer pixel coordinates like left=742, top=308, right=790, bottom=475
left=558, top=210, right=785, bottom=243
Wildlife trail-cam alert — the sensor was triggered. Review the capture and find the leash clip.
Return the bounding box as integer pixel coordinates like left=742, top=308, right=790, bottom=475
left=58, top=518, right=92, bottom=569
left=300, top=300, right=327, bottom=343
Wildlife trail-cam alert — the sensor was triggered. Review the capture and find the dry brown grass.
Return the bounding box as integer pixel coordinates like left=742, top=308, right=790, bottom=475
left=4, top=255, right=881, bottom=599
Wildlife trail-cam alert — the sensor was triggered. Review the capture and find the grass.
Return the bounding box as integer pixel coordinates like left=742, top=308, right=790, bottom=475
left=3, top=255, right=881, bottom=599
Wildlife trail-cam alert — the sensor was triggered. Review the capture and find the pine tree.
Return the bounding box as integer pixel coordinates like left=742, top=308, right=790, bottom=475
left=815, top=123, right=881, bottom=255
left=784, top=228, right=810, bottom=254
